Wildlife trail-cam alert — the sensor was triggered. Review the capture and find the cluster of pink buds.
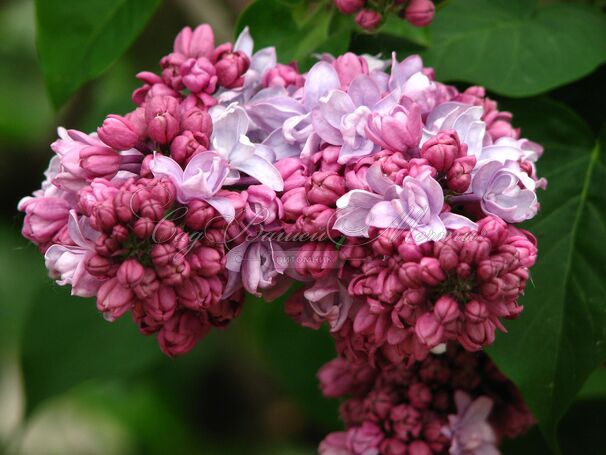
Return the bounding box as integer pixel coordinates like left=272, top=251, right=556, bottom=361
left=318, top=345, right=534, bottom=454
left=21, top=22, right=545, bottom=450
left=335, top=0, right=435, bottom=31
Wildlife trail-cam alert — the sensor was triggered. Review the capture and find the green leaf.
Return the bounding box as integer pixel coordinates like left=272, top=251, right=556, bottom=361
left=421, top=0, right=606, bottom=96
left=236, top=0, right=352, bottom=70
left=35, top=0, right=160, bottom=108
left=21, top=284, right=162, bottom=412
left=0, top=226, right=47, bottom=351
left=378, top=14, right=431, bottom=47
left=487, top=99, right=606, bottom=449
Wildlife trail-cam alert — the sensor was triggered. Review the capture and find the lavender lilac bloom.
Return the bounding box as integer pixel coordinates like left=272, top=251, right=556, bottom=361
left=20, top=23, right=544, bottom=453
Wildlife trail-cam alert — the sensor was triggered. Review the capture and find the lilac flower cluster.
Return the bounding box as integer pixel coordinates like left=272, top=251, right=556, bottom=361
left=335, top=0, right=435, bottom=31
left=20, top=22, right=544, bottom=451
left=317, top=345, right=534, bottom=454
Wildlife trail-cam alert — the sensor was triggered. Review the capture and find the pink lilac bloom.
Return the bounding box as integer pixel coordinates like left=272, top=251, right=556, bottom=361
left=19, top=22, right=544, bottom=366
left=317, top=346, right=534, bottom=454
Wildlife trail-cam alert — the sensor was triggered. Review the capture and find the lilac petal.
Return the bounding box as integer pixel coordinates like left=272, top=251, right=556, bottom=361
left=388, top=53, right=423, bottom=92
left=366, top=165, right=396, bottom=196
left=410, top=215, right=446, bottom=244
left=471, top=161, right=502, bottom=195
left=150, top=153, right=184, bottom=184
left=263, top=128, right=301, bottom=160
left=311, top=109, right=343, bottom=146
left=225, top=241, right=250, bottom=272
left=247, top=94, right=305, bottom=131
left=336, top=189, right=383, bottom=210
left=367, top=200, right=402, bottom=229
left=337, top=141, right=376, bottom=164
left=440, top=212, right=478, bottom=231
left=304, top=276, right=339, bottom=301
left=348, top=75, right=380, bottom=108
left=417, top=172, right=444, bottom=215
left=283, top=112, right=314, bottom=144
left=241, top=242, right=261, bottom=294
left=222, top=270, right=242, bottom=299
left=334, top=207, right=371, bottom=237
left=67, top=210, right=89, bottom=249
left=234, top=26, right=253, bottom=56
left=269, top=241, right=288, bottom=274
left=231, top=155, right=284, bottom=191
left=227, top=137, right=256, bottom=163
left=206, top=195, right=236, bottom=222
left=211, top=105, right=250, bottom=156
left=304, top=62, right=340, bottom=111
left=251, top=47, right=277, bottom=74
left=320, top=90, right=355, bottom=128
left=300, top=132, right=321, bottom=159
left=253, top=143, right=276, bottom=162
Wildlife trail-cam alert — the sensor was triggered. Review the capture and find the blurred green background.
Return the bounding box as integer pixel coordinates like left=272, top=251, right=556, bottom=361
left=1, top=0, right=606, bottom=453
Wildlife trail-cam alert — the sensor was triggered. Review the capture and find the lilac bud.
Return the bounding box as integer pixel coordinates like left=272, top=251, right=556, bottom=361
left=180, top=57, right=217, bottom=94
left=213, top=47, right=250, bottom=89
left=143, top=285, right=177, bottom=322
left=434, top=295, right=460, bottom=324
left=282, top=187, right=309, bottom=221
left=97, top=114, right=140, bottom=150
left=355, top=9, right=382, bottom=31
left=464, top=300, right=489, bottom=323
left=404, top=0, right=435, bottom=27
left=263, top=63, right=304, bottom=89
left=332, top=53, right=368, bottom=90
left=415, top=313, right=443, bottom=347
left=365, top=102, right=423, bottom=152
left=145, top=96, right=180, bottom=144
left=80, top=145, right=121, bottom=179
left=306, top=171, right=346, bottom=206
left=117, top=259, right=145, bottom=287
left=170, top=131, right=208, bottom=166
left=242, top=185, right=284, bottom=230
left=334, top=0, right=364, bottom=15
left=446, top=155, right=476, bottom=193
left=420, top=130, right=463, bottom=173
left=419, top=257, right=446, bottom=285
left=96, top=277, right=133, bottom=321
left=275, top=158, right=308, bottom=193
left=189, top=246, right=224, bottom=277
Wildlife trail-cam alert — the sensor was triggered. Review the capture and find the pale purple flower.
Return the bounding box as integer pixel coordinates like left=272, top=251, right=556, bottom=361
left=256, top=61, right=342, bottom=159
left=335, top=165, right=476, bottom=243
left=454, top=160, right=538, bottom=223
left=422, top=102, right=486, bottom=158
left=303, top=275, right=353, bottom=332
left=51, top=128, right=112, bottom=191
left=388, top=54, right=445, bottom=114
left=312, top=74, right=397, bottom=163
left=44, top=211, right=101, bottom=297
left=224, top=240, right=289, bottom=298
left=443, top=391, right=499, bottom=455
left=209, top=104, right=284, bottom=189
left=150, top=151, right=234, bottom=220
left=365, top=98, right=423, bottom=152
left=216, top=27, right=278, bottom=104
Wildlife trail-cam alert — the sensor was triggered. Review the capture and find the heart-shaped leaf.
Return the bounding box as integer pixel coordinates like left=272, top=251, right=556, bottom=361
left=35, top=0, right=160, bottom=108
left=421, top=0, right=606, bottom=96
left=487, top=99, right=606, bottom=449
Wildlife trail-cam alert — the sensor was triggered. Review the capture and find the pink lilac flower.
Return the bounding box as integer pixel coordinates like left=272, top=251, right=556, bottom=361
left=317, top=346, right=533, bottom=454
left=19, top=23, right=544, bottom=366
